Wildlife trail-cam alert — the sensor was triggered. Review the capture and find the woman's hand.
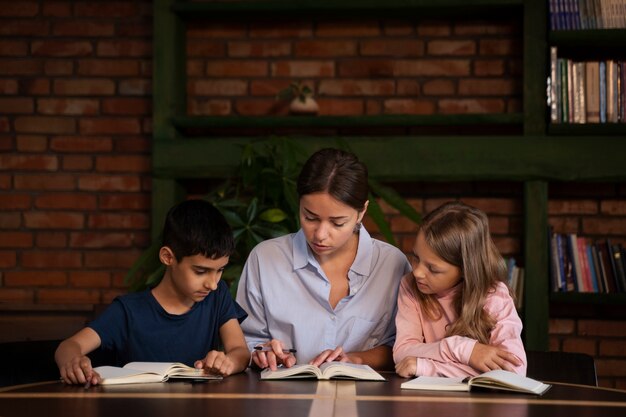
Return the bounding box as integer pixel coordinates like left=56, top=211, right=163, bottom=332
left=394, top=356, right=417, bottom=378
left=469, top=343, right=522, bottom=373
left=309, top=346, right=359, bottom=367
left=252, top=339, right=297, bottom=371
left=59, top=355, right=101, bottom=386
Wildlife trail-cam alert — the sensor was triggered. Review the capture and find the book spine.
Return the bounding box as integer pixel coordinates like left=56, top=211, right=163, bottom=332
left=585, top=61, right=600, bottom=123
left=550, top=47, right=559, bottom=123
left=599, top=61, right=607, bottom=122
left=568, top=234, right=584, bottom=291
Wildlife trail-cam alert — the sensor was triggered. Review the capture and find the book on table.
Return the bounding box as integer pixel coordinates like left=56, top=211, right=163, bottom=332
left=260, top=362, right=385, bottom=381
left=400, top=370, right=551, bottom=395
left=94, top=362, right=222, bottom=385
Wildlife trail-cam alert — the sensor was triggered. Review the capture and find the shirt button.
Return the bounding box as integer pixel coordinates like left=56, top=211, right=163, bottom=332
left=331, top=316, right=336, bottom=321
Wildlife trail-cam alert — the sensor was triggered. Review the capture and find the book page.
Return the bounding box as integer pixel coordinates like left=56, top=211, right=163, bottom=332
left=123, top=362, right=181, bottom=375
left=94, top=366, right=164, bottom=385
left=401, top=375, right=470, bottom=391
left=260, top=364, right=322, bottom=379
left=319, top=362, right=385, bottom=381
left=470, top=370, right=551, bottom=395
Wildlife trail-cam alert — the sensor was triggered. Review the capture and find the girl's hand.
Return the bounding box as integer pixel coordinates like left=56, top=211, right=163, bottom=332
left=60, top=355, right=100, bottom=385
left=309, top=346, right=357, bottom=367
left=195, top=350, right=235, bottom=376
left=252, top=339, right=297, bottom=371
left=469, top=343, right=522, bottom=373
left=395, top=356, right=417, bottom=378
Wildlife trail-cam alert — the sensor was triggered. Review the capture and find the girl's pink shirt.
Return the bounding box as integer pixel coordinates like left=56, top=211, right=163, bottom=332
left=393, top=276, right=527, bottom=377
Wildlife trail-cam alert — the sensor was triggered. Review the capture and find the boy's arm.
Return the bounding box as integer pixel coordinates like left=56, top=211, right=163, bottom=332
left=219, top=318, right=252, bottom=374
left=55, top=327, right=102, bottom=385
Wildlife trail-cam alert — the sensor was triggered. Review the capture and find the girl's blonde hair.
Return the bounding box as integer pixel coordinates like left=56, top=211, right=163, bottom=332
left=411, top=201, right=509, bottom=345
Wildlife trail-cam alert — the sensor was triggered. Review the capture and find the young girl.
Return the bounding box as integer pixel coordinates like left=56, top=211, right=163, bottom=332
left=393, top=201, right=526, bottom=378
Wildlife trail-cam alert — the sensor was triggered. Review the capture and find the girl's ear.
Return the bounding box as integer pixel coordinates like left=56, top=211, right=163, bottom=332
left=159, top=246, right=176, bottom=266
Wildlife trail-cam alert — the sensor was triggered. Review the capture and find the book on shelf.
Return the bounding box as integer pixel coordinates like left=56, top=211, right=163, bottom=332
left=610, top=243, right=626, bottom=292
left=585, top=61, right=600, bottom=123
left=549, top=0, right=626, bottom=29
left=400, top=370, right=551, bottom=396
left=260, top=362, right=385, bottom=381
left=93, top=362, right=222, bottom=385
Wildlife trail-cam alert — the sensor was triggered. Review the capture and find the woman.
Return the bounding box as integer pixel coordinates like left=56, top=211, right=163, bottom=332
left=236, top=148, right=411, bottom=371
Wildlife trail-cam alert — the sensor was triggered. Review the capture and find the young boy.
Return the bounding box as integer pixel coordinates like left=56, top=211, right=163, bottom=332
left=55, top=199, right=250, bottom=385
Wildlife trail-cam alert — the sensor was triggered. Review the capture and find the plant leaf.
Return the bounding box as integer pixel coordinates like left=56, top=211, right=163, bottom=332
left=259, top=208, right=288, bottom=223
left=369, top=178, right=421, bottom=224
left=367, top=192, right=397, bottom=246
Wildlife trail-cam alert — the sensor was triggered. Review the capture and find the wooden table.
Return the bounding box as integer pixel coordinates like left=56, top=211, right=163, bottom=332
left=1, top=370, right=625, bottom=417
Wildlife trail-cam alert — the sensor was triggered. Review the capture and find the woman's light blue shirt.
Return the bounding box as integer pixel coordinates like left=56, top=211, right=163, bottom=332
left=235, top=227, right=411, bottom=365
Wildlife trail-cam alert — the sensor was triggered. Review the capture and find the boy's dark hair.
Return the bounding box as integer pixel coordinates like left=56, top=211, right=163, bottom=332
left=296, top=148, right=369, bottom=211
left=162, top=199, right=234, bottom=261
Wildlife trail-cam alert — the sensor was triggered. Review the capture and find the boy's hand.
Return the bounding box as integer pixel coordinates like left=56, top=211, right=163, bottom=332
left=251, top=339, right=296, bottom=371
left=195, top=350, right=236, bottom=376
left=60, top=355, right=101, bottom=385
left=469, top=343, right=522, bottom=373
left=395, top=356, right=418, bottom=378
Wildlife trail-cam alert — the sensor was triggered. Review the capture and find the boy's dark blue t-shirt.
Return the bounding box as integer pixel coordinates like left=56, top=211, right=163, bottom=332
left=89, top=280, right=247, bottom=367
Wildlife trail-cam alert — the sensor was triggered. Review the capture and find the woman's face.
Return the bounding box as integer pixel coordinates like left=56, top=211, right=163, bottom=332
left=299, top=192, right=365, bottom=259
left=410, top=231, right=463, bottom=295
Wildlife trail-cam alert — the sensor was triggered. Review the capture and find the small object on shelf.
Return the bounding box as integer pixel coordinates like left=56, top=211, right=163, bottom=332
left=277, top=81, right=319, bottom=115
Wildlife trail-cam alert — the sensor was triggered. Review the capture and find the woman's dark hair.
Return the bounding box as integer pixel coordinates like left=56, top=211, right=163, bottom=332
left=297, top=148, right=369, bottom=211
left=162, top=199, right=234, bottom=261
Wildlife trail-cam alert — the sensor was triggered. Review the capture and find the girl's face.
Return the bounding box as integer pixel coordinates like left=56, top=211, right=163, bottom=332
left=299, top=192, right=366, bottom=260
left=410, top=231, right=463, bottom=295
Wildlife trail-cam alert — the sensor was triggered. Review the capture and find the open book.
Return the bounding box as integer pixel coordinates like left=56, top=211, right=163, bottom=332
left=400, top=370, right=551, bottom=395
left=94, top=362, right=222, bottom=385
left=261, top=362, right=385, bottom=381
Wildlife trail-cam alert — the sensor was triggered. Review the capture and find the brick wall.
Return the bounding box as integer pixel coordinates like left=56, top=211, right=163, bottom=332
left=1, top=0, right=625, bottom=389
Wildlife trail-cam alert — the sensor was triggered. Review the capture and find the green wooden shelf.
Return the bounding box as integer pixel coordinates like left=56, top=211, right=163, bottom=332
left=172, top=114, right=523, bottom=130
left=152, top=135, right=626, bottom=181
left=550, top=292, right=626, bottom=305
left=172, top=0, right=523, bottom=18
left=549, top=123, right=626, bottom=136
left=549, top=29, right=626, bottom=47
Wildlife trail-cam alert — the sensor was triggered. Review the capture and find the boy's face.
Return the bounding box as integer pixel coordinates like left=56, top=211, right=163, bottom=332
left=160, top=247, right=229, bottom=304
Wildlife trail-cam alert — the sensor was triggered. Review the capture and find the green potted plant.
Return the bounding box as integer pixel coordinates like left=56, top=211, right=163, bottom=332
left=277, top=81, right=319, bottom=115
left=125, top=137, right=420, bottom=296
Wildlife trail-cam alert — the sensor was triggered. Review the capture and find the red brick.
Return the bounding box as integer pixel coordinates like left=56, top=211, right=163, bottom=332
left=16, top=135, right=47, bottom=152
left=37, top=289, right=101, bottom=305
left=0, top=250, right=16, bottom=267
left=50, top=136, right=113, bottom=153
left=493, top=237, right=519, bottom=255
left=98, top=194, right=150, bottom=210
left=62, top=155, right=94, bottom=171
left=561, top=337, right=598, bottom=356
left=582, top=218, right=626, bottom=236
left=42, top=2, right=71, bottom=17
left=95, top=155, right=150, bottom=173
left=45, top=60, right=74, bottom=76
left=315, top=99, right=364, bottom=116
left=271, top=61, right=335, bottom=77
left=189, top=80, right=248, bottom=96
left=427, top=40, right=477, bottom=56
left=234, top=99, right=286, bottom=116
left=0, top=79, right=18, bottom=94
left=381, top=20, right=414, bottom=36
left=206, top=61, right=268, bottom=77
left=417, top=21, right=452, bottom=36
left=396, top=80, right=420, bottom=96
left=460, top=198, right=521, bottom=215
left=601, top=200, right=626, bottom=215
left=361, top=40, right=424, bottom=57
left=21, top=250, right=82, bottom=268
left=488, top=216, right=510, bottom=234
left=548, top=200, right=599, bottom=215
left=78, top=175, right=141, bottom=192
left=97, top=40, right=152, bottom=57
left=0, top=136, right=12, bottom=151
left=249, top=80, right=298, bottom=97
left=422, top=79, right=455, bottom=96
left=294, top=41, right=356, bottom=57
left=189, top=99, right=232, bottom=116
left=0, top=98, right=34, bottom=113
left=14, top=116, right=76, bottom=134
left=0, top=288, right=34, bottom=303
left=228, top=41, right=290, bottom=58
left=596, top=359, right=626, bottom=377
left=600, top=340, right=626, bottom=357
left=549, top=318, right=577, bottom=335
left=184, top=39, right=225, bottom=58
left=383, top=99, right=435, bottom=115
left=20, top=78, right=51, bottom=95
left=69, top=271, right=111, bottom=288
left=0, top=231, right=32, bottom=247
left=365, top=99, right=382, bottom=115
left=479, top=39, right=522, bottom=56
left=87, top=213, right=149, bottom=230
left=31, top=41, right=93, bottom=57
left=101, top=98, right=151, bottom=115
left=458, top=79, right=520, bottom=96
left=578, top=320, right=626, bottom=337
left=454, top=21, right=520, bottom=36
left=24, top=212, right=84, bottom=230
left=249, top=21, right=312, bottom=38
left=35, top=193, right=97, bottom=210
left=319, top=80, right=394, bottom=96
left=316, top=21, right=380, bottom=37
left=84, top=250, right=143, bottom=268
left=70, top=232, right=135, bottom=248
left=0, top=21, right=49, bottom=37
left=54, top=79, right=116, bottom=96
left=53, top=21, right=115, bottom=37
left=120, top=79, right=152, bottom=96
left=79, top=118, right=142, bottom=135
left=37, top=98, right=99, bottom=116
left=14, top=174, right=76, bottom=190
left=187, top=22, right=247, bottom=39
left=113, top=136, right=150, bottom=153
left=36, top=232, right=68, bottom=248
left=74, top=2, right=138, bottom=18
left=77, top=59, right=140, bottom=76
left=0, top=2, right=39, bottom=17
left=0, top=213, right=22, bottom=229
left=439, top=98, right=506, bottom=113
left=0, top=154, right=58, bottom=171
left=0, top=40, right=28, bottom=56
left=474, top=60, right=506, bottom=76
left=4, top=271, right=67, bottom=287
left=0, top=194, right=31, bottom=209
left=548, top=216, right=581, bottom=234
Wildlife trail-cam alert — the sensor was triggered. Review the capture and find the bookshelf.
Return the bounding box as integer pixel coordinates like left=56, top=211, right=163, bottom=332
left=153, top=0, right=626, bottom=351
